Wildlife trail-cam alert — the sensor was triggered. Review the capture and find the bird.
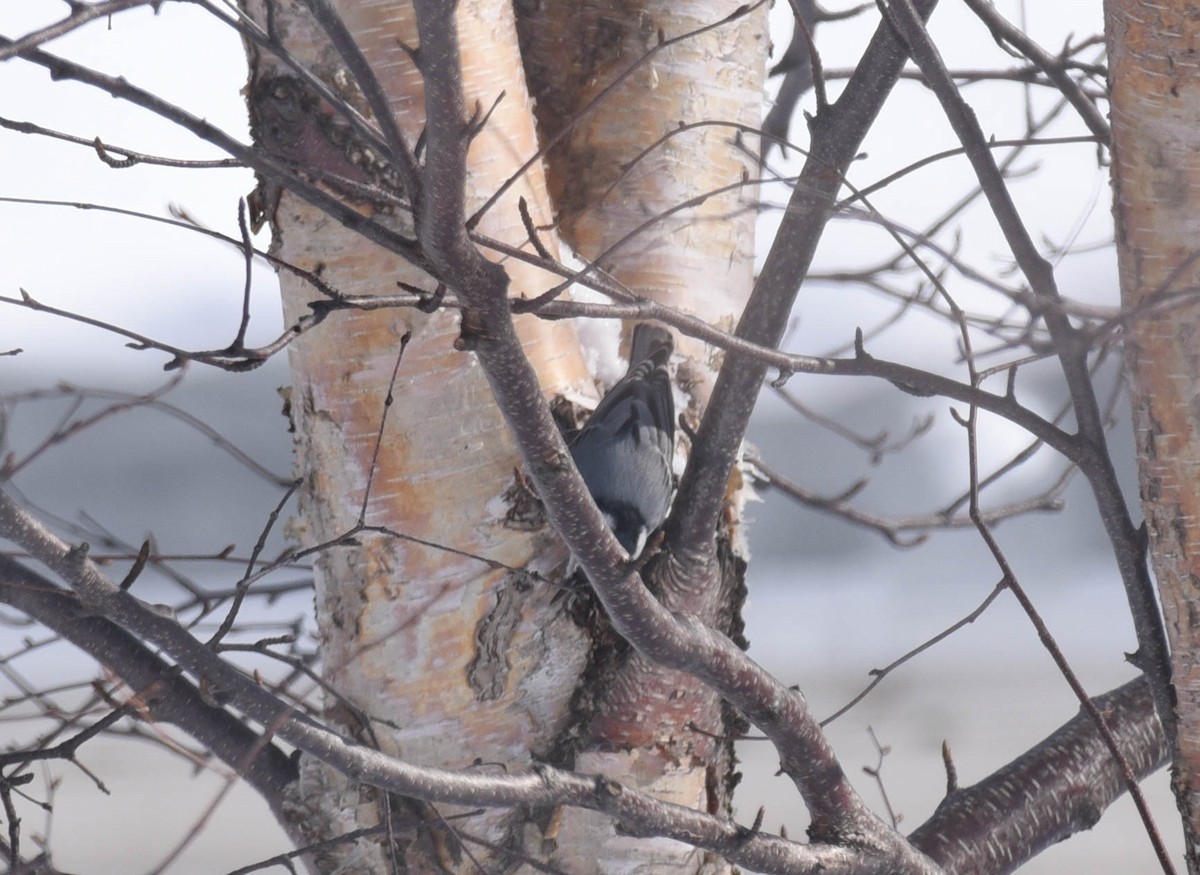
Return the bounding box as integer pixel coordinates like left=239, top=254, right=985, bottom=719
left=569, top=323, right=675, bottom=559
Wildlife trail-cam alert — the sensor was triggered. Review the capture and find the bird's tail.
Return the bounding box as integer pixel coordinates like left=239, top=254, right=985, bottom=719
left=629, top=323, right=673, bottom=365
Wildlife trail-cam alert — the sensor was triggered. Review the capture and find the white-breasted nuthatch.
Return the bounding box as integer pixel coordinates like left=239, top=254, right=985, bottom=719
left=569, top=324, right=675, bottom=559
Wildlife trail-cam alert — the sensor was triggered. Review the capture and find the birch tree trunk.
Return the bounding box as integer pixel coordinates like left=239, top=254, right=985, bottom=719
left=242, top=1, right=589, bottom=870
left=1107, top=1, right=1200, bottom=869
left=238, top=0, right=764, bottom=871
left=513, top=5, right=766, bottom=869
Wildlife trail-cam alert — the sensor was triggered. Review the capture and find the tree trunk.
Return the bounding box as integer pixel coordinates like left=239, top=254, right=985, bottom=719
left=1107, top=1, right=1200, bottom=869
left=513, top=4, right=765, bottom=870
left=242, top=0, right=589, bottom=870
left=239, top=0, right=764, bottom=871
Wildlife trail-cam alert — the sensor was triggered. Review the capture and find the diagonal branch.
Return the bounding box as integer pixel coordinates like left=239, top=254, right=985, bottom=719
left=0, top=556, right=298, bottom=823
left=300, top=0, right=421, bottom=196
left=959, top=0, right=1110, bottom=143
left=670, top=0, right=940, bottom=564
left=910, top=676, right=1167, bottom=875
left=0, top=0, right=153, bottom=61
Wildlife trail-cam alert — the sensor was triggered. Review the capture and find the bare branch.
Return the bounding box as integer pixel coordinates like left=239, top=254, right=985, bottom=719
left=672, top=0, right=940, bottom=567
left=960, top=0, right=1110, bottom=143
left=0, top=36, right=427, bottom=269
left=0, top=0, right=154, bottom=61
left=0, top=556, right=298, bottom=823
left=0, top=115, right=244, bottom=168
left=881, top=0, right=1173, bottom=742
left=910, top=676, right=1167, bottom=873
left=0, top=494, right=909, bottom=875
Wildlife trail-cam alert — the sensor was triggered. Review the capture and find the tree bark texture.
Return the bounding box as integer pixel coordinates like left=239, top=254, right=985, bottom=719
left=1107, top=0, right=1200, bottom=868
left=242, top=0, right=591, bottom=869
left=239, top=0, right=764, bottom=871
left=513, top=4, right=765, bottom=871
left=515, top=0, right=765, bottom=411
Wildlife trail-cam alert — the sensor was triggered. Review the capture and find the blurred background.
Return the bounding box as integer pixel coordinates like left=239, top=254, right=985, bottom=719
left=0, top=1, right=1177, bottom=872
